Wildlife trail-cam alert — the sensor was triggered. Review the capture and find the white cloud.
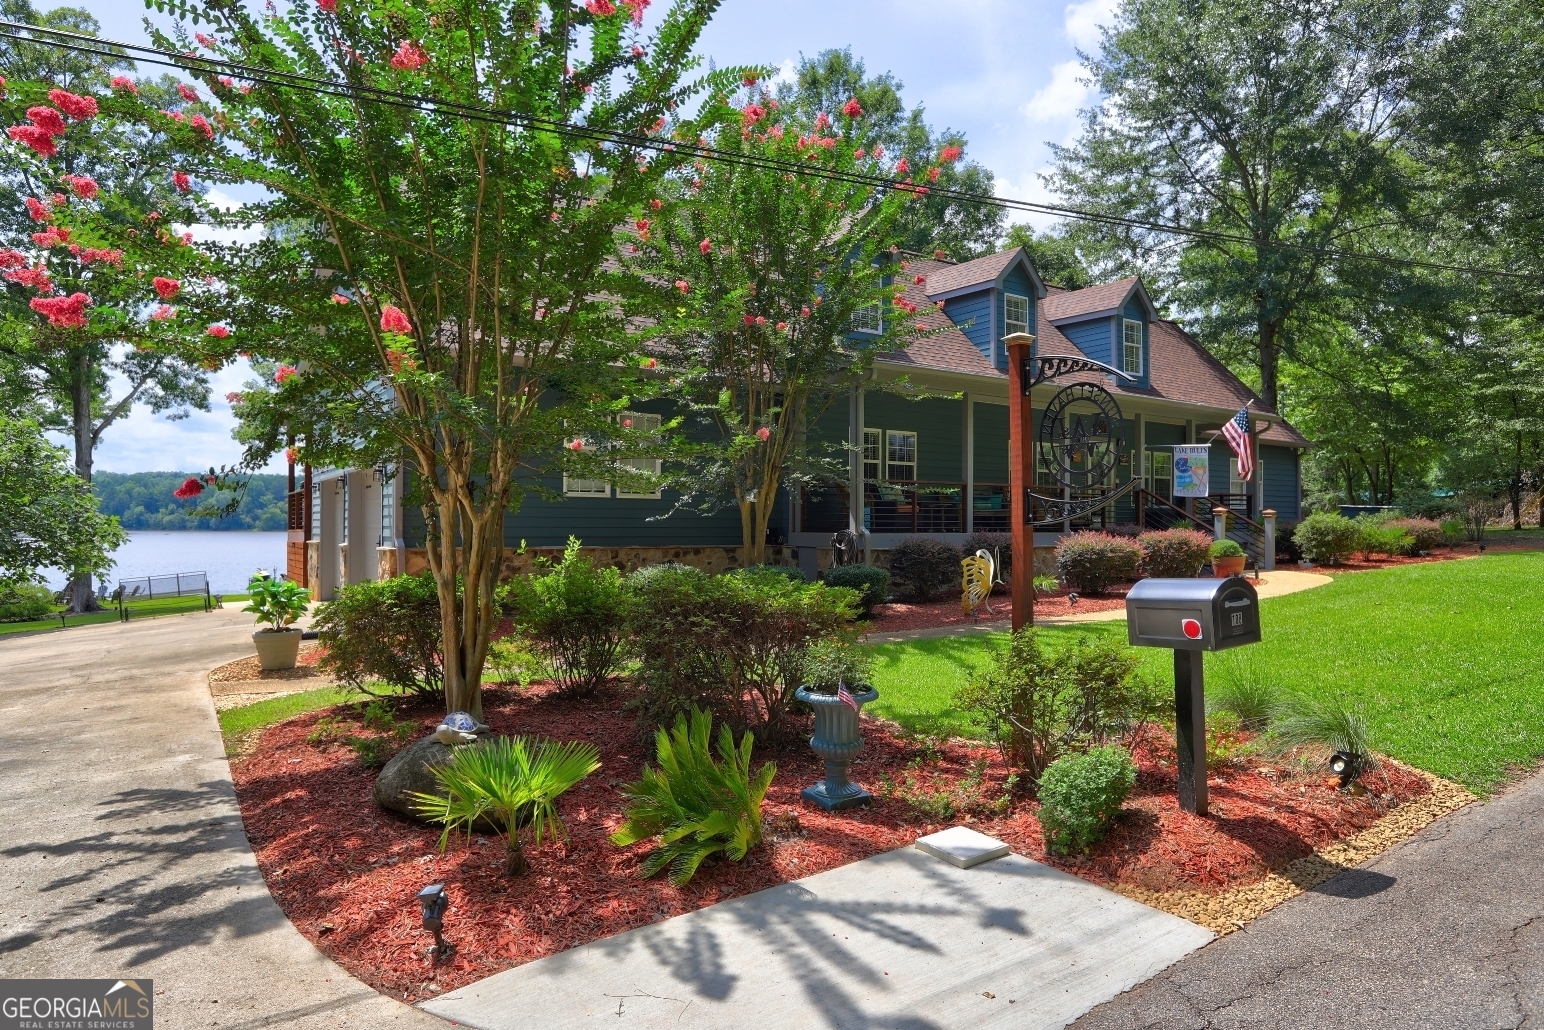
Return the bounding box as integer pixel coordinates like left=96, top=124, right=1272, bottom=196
left=996, top=169, right=1068, bottom=233
left=1021, top=61, right=1092, bottom=124
left=1064, top=0, right=1119, bottom=49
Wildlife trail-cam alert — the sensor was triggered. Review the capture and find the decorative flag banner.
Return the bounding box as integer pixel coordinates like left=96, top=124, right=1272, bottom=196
left=837, top=682, right=859, bottom=712
left=1172, top=444, right=1211, bottom=497
left=1222, top=407, right=1255, bottom=481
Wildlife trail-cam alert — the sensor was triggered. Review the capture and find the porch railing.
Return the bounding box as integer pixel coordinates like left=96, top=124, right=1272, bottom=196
left=1135, top=488, right=1199, bottom=531
left=798, top=481, right=1014, bottom=536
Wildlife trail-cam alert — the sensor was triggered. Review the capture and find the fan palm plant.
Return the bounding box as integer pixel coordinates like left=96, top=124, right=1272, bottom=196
left=411, top=736, right=600, bottom=877
left=611, top=708, right=776, bottom=886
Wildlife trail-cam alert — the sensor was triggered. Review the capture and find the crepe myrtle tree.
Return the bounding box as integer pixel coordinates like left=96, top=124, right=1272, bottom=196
left=141, top=0, right=742, bottom=720
left=627, top=81, right=938, bottom=565
left=0, top=77, right=221, bottom=610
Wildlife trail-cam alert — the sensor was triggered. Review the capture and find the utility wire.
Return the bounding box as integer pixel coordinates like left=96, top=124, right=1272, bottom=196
left=0, top=18, right=1529, bottom=282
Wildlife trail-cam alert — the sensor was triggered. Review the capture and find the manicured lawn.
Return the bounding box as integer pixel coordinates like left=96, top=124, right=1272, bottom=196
left=0, top=593, right=244, bottom=635
left=869, top=553, right=1544, bottom=793
left=218, top=685, right=355, bottom=740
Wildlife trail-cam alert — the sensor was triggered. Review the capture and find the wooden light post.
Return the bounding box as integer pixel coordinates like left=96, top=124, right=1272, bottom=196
left=1004, top=332, right=1036, bottom=631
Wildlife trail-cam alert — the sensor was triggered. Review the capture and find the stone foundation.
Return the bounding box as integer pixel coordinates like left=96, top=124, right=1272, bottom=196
left=400, top=544, right=797, bottom=582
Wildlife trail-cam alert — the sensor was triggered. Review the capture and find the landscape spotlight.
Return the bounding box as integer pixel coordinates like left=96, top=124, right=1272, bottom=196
left=1329, top=751, right=1359, bottom=788
left=417, top=883, right=452, bottom=960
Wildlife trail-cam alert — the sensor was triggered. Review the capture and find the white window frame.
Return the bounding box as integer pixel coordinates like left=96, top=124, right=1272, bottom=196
left=1122, top=318, right=1143, bottom=376
left=862, top=428, right=881, bottom=481
left=851, top=302, right=883, bottom=335
left=1145, top=449, right=1173, bottom=500
left=885, top=430, right=918, bottom=483
left=1004, top=293, right=1030, bottom=339
left=615, top=411, right=664, bottom=499
left=562, top=431, right=610, bottom=498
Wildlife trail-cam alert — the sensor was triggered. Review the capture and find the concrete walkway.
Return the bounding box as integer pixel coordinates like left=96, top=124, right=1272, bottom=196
left=1072, top=769, right=1544, bottom=1029
left=0, top=609, right=444, bottom=1030
left=866, top=570, right=1333, bottom=643
left=424, top=845, right=1213, bottom=1030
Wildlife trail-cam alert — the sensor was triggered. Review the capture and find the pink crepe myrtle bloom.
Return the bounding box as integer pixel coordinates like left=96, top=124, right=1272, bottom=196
left=385, top=350, right=416, bottom=374
left=914, top=275, right=925, bottom=284
left=743, top=74, right=758, bottom=87
left=854, top=148, right=866, bottom=160
left=640, top=356, right=658, bottom=369
left=24, top=197, right=50, bottom=222
left=635, top=217, right=650, bottom=232
left=0, top=249, right=26, bottom=268
left=895, top=157, right=910, bottom=174
left=173, top=476, right=204, bottom=500
left=742, top=314, right=754, bottom=326
left=87, top=248, right=123, bottom=266
left=151, top=304, right=176, bottom=321
left=741, top=103, right=765, bottom=126
left=632, top=45, right=645, bottom=58
left=48, top=90, right=97, bottom=121
left=755, top=316, right=767, bottom=326
left=330, top=293, right=350, bottom=304
left=25, top=105, right=65, bottom=135
left=195, top=32, right=217, bottom=47
left=549, top=211, right=560, bottom=222
left=650, top=198, right=663, bottom=210
left=776, top=322, right=787, bottom=331
left=161, top=110, right=184, bottom=123
left=939, top=145, right=962, bottom=163
left=929, top=166, right=941, bottom=183
left=390, top=41, right=429, bottom=71
left=177, top=83, right=200, bottom=103
left=756, top=427, right=771, bottom=442
left=801, top=306, right=811, bottom=317
left=110, top=75, right=138, bottom=94
left=935, top=300, right=946, bottom=309
left=63, top=174, right=98, bottom=199
left=318, top=0, right=337, bottom=11
left=814, top=112, right=831, bottom=131
left=67, top=244, right=81, bottom=256
left=189, top=113, right=214, bottom=139
left=585, top=0, right=616, bottom=13
left=218, top=76, right=234, bottom=90
left=934, top=248, right=946, bottom=259
left=285, top=447, right=299, bottom=465
left=842, top=97, right=863, bottom=118
left=380, top=304, right=413, bottom=334
left=0, top=75, right=5, bottom=98
left=674, top=280, right=689, bottom=294
left=30, top=292, right=90, bottom=328
left=207, top=324, right=231, bottom=339
left=30, top=230, right=64, bottom=248
left=622, top=0, right=649, bottom=24
left=152, top=276, right=180, bottom=300
left=874, top=145, right=885, bottom=159
left=8, top=124, right=58, bottom=157
left=173, top=171, right=192, bottom=193
left=274, top=364, right=297, bottom=384
left=699, top=238, right=711, bottom=254
left=569, top=439, right=584, bottom=451
left=180, top=231, right=194, bottom=245
left=6, top=266, right=53, bottom=292
left=225, top=392, right=242, bottom=404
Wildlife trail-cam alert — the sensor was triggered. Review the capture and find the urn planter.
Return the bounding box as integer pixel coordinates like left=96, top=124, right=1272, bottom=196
left=253, top=627, right=303, bottom=670
left=795, top=684, right=880, bottom=811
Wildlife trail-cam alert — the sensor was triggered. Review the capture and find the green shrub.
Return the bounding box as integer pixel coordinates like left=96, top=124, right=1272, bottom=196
left=800, top=637, right=874, bottom=690
left=1036, top=746, right=1136, bottom=854
left=962, top=532, right=1011, bottom=589
left=821, top=563, right=891, bottom=616
left=1053, top=532, right=1141, bottom=595
left=1293, top=512, right=1360, bottom=564
left=626, top=565, right=858, bottom=738
left=1033, top=574, right=1061, bottom=594
left=1136, top=529, right=1211, bottom=578
left=1209, top=538, right=1246, bottom=559
left=886, top=537, right=962, bottom=601
left=501, top=537, right=629, bottom=698
left=1440, top=517, right=1466, bottom=544
left=243, top=575, right=310, bottom=630
left=610, top=708, right=775, bottom=886
left=954, top=628, right=1161, bottom=782
left=735, top=564, right=806, bottom=584
left=485, top=636, right=545, bottom=688
left=314, top=573, right=444, bottom=698
left=1356, top=523, right=1415, bottom=557
left=412, top=735, right=601, bottom=876
left=1386, top=518, right=1445, bottom=553
left=0, top=579, right=54, bottom=623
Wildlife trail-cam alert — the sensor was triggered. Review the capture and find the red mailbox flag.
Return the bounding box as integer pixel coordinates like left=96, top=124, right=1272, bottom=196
left=1182, top=618, right=1203, bottom=640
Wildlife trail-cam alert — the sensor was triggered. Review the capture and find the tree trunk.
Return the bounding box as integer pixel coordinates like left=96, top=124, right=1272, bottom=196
left=1257, top=320, right=1282, bottom=414
left=504, top=828, right=528, bottom=877
left=67, top=349, right=101, bottom=614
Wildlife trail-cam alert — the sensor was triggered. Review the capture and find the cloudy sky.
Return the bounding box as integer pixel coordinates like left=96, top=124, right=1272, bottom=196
left=70, top=0, right=1115, bottom=474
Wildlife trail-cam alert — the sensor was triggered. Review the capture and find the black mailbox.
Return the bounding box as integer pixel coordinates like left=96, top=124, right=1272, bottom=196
left=1126, top=577, right=1260, bottom=651
left=1124, top=575, right=1263, bottom=817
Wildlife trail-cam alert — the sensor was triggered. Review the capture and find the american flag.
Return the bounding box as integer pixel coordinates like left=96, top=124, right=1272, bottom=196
left=1222, top=407, right=1255, bottom=481
left=837, top=682, right=859, bottom=712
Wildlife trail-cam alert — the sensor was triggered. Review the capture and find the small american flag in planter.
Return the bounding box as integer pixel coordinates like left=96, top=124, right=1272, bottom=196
left=837, top=682, right=859, bottom=711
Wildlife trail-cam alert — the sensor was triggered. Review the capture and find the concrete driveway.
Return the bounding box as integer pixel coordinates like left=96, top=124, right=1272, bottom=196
left=0, top=608, right=444, bottom=1030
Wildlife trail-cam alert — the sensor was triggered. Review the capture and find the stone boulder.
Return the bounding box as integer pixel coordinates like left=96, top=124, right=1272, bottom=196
left=373, top=732, right=491, bottom=825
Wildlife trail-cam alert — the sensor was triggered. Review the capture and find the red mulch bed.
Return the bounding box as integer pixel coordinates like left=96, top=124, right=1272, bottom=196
left=865, top=588, right=1126, bottom=633
left=232, top=684, right=1430, bottom=1001
left=1300, top=542, right=1511, bottom=573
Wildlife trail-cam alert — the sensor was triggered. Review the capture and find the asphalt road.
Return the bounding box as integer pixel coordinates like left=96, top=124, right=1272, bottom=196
left=1073, top=768, right=1544, bottom=1030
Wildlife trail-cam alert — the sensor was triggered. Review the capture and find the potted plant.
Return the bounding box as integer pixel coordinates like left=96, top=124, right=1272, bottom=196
left=1209, top=538, right=1247, bottom=578
left=793, top=639, right=879, bottom=811
left=244, top=575, right=311, bottom=670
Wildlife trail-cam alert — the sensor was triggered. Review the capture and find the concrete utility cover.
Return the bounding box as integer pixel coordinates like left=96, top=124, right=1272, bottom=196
left=423, top=845, right=1213, bottom=1030
left=916, top=826, right=1012, bottom=869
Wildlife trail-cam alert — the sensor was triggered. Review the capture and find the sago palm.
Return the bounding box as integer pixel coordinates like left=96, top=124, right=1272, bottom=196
left=411, top=736, right=600, bottom=876
left=610, top=708, right=775, bottom=886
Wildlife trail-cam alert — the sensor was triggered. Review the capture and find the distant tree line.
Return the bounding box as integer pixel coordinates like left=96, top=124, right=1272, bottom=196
left=93, top=472, right=288, bottom=531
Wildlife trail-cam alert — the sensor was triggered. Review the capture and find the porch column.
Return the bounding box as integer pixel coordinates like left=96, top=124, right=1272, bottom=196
left=1185, top=418, right=1196, bottom=521
left=963, top=393, right=975, bottom=534
left=1251, top=426, right=1265, bottom=518
left=1005, top=332, right=1035, bottom=630
left=1133, top=412, right=1145, bottom=524
left=1262, top=509, right=1277, bottom=571
left=848, top=383, right=867, bottom=561
left=1213, top=506, right=1228, bottom=542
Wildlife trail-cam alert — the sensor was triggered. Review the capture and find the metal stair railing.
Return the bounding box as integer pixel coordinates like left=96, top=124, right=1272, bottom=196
left=1218, top=509, right=1268, bottom=568
left=1135, top=488, right=1200, bottom=531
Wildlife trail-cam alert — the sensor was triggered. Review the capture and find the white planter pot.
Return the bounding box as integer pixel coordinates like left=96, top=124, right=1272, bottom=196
left=253, top=628, right=303, bottom=671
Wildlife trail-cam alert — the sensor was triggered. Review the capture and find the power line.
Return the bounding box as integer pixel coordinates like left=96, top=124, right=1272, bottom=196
left=0, top=19, right=1529, bottom=282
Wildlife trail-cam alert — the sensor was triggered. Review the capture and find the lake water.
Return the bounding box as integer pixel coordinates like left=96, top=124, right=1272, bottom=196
left=41, top=531, right=290, bottom=595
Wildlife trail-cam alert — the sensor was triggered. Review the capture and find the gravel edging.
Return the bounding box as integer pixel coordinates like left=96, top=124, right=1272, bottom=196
left=1112, top=766, right=1476, bottom=934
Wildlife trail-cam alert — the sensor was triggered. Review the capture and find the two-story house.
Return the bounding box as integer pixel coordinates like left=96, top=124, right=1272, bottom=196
left=287, top=245, right=1308, bottom=598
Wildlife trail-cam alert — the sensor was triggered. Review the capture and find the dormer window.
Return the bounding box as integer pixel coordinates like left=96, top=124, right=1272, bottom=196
left=1122, top=318, right=1143, bottom=375
left=851, top=303, right=882, bottom=334
left=1004, top=293, right=1030, bottom=338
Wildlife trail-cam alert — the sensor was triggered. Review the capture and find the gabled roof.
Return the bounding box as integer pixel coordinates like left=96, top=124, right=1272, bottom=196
left=1042, top=277, right=1158, bottom=324
left=924, top=247, right=1046, bottom=301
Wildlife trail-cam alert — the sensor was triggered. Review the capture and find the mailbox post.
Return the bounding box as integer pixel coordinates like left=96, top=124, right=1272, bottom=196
left=1125, top=576, right=1261, bottom=816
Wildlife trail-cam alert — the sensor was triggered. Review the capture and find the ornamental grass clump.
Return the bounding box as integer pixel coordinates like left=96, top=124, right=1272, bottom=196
left=1036, top=746, right=1136, bottom=854
left=610, top=708, right=775, bottom=886
left=412, top=736, right=601, bottom=877
left=1268, top=697, right=1376, bottom=786
left=1054, top=532, right=1141, bottom=595
left=501, top=538, right=630, bottom=698
left=1136, top=529, right=1212, bottom=578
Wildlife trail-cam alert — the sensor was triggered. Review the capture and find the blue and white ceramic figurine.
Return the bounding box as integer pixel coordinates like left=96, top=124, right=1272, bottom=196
left=430, top=711, right=489, bottom=745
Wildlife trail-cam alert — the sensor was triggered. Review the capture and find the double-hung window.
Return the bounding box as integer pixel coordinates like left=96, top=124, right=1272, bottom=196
left=886, top=430, right=917, bottom=482
left=615, top=412, right=664, bottom=499
left=850, top=303, right=882, bottom=335
left=1004, top=293, right=1030, bottom=339
left=562, top=431, right=609, bottom=498
left=862, top=429, right=881, bottom=481
left=1122, top=319, right=1143, bottom=376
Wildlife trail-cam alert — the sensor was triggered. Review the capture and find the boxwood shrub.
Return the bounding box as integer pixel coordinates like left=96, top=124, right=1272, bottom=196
left=314, top=572, right=444, bottom=698
left=1036, top=745, right=1137, bottom=854
left=1053, top=532, right=1140, bottom=595
left=1293, top=512, right=1360, bottom=564
left=821, top=563, right=891, bottom=617
left=1135, top=529, right=1211, bottom=578
left=886, top=537, right=962, bottom=601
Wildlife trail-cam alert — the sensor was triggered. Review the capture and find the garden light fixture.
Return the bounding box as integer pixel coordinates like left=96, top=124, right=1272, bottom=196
left=1329, top=751, right=1360, bottom=788
left=417, top=883, right=452, bottom=960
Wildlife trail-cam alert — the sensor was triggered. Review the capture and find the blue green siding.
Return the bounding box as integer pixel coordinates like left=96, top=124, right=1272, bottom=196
left=996, top=266, right=1038, bottom=372
left=863, top=393, right=963, bottom=481
left=1120, top=296, right=1151, bottom=388
left=1144, top=421, right=1187, bottom=447
left=1262, top=445, right=1300, bottom=519
left=946, top=290, right=993, bottom=364
left=973, top=402, right=1009, bottom=484
left=1062, top=316, right=1115, bottom=366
